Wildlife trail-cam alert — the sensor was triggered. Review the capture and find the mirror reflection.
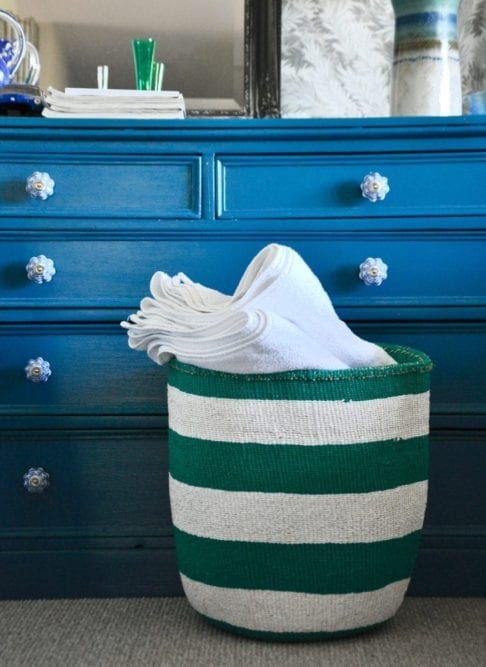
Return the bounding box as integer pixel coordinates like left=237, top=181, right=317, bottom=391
left=4, top=0, right=245, bottom=110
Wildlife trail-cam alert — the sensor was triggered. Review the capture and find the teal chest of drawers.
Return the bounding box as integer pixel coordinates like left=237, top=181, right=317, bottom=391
left=0, top=117, right=484, bottom=598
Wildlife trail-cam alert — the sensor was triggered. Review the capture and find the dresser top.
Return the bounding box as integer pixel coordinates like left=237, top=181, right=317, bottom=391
left=0, top=114, right=485, bottom=132
left=2, top=115, right=486, bottom=152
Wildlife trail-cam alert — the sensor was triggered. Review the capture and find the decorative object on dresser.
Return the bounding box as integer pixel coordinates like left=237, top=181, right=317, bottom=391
left=391, top=0, right=462, bottom=116
left=130, top=37, right=165, bottom=93
left=131, top=38, right=157, bottom=91
left=0, top=116, right=484, bottom=600
left=0, top=11, right=40, bottom=87
left=279, top=0, right=486, bottom=117
left=0, top=10, right=42, bottom=117
left=0, top=9, right=27, bottom=87
left=467, top=89, right=486, bottom=114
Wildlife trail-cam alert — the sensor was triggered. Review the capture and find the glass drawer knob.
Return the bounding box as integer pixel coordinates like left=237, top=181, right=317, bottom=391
left=359, top=257, right=388, bottom=286
left=23, top=467, right=50, bottom=494
left=25, top=357, right=52, bottom=383
left=360, top=172, right=390, bottom=202
left=26, top=171, right=55, bottom=199
left=26, top=255, right=56, bottom=284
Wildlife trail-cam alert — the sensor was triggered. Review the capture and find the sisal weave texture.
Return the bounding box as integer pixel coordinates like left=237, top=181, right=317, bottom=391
left=167, top=344, right=432, bottom=640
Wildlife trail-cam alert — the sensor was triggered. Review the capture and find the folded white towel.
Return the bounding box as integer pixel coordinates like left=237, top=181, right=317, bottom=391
left=140, top=244, right=395, bottom=368
left=122, top=244, right=395, bottom=372
left=150, top=271, right=228, bottom=314
left=129, top=308, right=349, bottom=373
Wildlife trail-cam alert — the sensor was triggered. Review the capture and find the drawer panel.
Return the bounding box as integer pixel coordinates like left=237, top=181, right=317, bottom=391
left=357, top=322, right=486, bottom=416
left=1, top=236, right=484, bottom=312
left=0, top=156, right=201, bottom=219
left=1, top=429, right=483, bottom=535
left=0, top=325, right=167, bottom=416
left=1, top=322, right=481, bottom=417
left=0, top=429, right=170, bottom=532
left=217, top=154, right=486, bottom=219
left=425, top=430, right=486, bottom=528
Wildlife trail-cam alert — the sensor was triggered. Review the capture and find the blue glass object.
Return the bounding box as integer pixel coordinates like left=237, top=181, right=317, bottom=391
left=0, top=10, right=26, bottom=87
left=467, top=91, right=486, bottom=115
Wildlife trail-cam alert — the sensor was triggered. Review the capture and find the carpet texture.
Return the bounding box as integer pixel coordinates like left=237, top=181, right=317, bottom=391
left=0, top=597, right=484, bottom=666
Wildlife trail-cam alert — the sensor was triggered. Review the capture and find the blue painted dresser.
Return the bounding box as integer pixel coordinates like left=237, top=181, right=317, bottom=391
left=0, top=117, right=484, bottom=598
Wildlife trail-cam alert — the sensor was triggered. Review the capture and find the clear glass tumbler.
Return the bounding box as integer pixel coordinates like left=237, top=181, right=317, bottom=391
left=151, top=62, right=164, bottom=91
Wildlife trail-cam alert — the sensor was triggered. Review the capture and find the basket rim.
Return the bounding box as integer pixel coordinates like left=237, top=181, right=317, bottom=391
left=168, top=344, right=432, bottom=383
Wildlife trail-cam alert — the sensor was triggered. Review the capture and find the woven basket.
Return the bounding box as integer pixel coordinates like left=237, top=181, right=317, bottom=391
left=167, top=344, right=432, bottom=641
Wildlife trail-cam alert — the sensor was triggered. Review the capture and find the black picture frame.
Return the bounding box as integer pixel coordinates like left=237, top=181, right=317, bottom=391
left=187, top=0, right=281, bottom=118
left=247, top=0, right=281, bottom=118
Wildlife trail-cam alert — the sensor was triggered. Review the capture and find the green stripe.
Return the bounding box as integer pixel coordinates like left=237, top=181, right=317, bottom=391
left=174, top=528, right=422, bottom=594
left=168, top=345, right=431, bottom=401
left=168, top=430, right=428, bottom=494
left=200, top=615, right=385, bottom=641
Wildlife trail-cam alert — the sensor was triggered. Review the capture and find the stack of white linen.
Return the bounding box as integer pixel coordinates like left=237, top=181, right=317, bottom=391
left=42, top=87, right=186, bottom=119
left=121, top=244, right=396, bottom=373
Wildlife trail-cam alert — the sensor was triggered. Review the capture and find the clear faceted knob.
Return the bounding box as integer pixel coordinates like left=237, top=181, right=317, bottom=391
left=360, top=172, right=390, bottom=202
left=25, top=357, right=52, bottom=383
left=359, top=257, right=388, bottom=286
left=26, top=255, right=56, bottom=284
left=23, top=467, right=50, bottom=494
left=25, top=171, right=55, bottom=199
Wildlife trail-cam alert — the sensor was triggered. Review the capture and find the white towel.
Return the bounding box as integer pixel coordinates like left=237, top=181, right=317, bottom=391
left=122, top=244, right=395, bottom=372
left=131, top=308, right=349, bottom=373
left=137, top=244, right=395, bottom=368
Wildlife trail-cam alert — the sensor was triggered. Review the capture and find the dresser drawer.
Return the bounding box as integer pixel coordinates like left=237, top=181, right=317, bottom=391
left=0, top=325, right=167, bottom=416
left=1, top=236, right=484, bottom=313
left=3, top=322, right=480, bottom=419
left=425, top=430, right=485, bottom=528
left=358, top=322, right=486, bottom=417
left=217, top=154, right=486, bottom=219
left=0, top=429, right=170, bottom=532
left=0, top=156, right=201, bottom=219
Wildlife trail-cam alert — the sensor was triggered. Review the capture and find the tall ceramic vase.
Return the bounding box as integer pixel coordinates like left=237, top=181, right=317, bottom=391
left=390, top=0, right=462, bottom=116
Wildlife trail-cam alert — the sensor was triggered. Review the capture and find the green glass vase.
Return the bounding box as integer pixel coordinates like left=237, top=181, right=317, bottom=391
left=132, top=38, right=156, bottom=91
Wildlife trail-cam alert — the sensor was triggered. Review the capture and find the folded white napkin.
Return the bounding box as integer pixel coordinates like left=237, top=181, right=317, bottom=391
left=128, top=308, right=349, bottom=373
left=122, top=244, right=395, bottom=372
left=140, top=244, right=395, bottom=368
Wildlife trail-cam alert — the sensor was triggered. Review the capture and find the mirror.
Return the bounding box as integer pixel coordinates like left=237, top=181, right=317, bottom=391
left=4, top=0, right=281, bottom=116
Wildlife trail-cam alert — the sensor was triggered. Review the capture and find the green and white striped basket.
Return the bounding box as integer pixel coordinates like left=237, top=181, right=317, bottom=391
left=167, top=344, right=432, bottom=641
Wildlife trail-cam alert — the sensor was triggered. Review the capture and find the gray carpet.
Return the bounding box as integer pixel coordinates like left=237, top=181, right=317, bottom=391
left=0, top=597, right=484, bottom=667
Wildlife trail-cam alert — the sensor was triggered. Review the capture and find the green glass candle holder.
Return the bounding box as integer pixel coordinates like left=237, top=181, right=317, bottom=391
left=132, top=38, right=156, bottom=90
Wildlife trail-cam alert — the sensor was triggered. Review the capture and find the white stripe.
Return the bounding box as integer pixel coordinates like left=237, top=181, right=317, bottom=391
left=168, top=386, right=430, bottom=445
left=169, top=476, right=427, bottom=544
left=180, top=574, right=410, bottom=633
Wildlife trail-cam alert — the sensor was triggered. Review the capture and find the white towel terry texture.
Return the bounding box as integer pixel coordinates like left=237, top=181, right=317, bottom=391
left=122, top=244, right=396, bottom=373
